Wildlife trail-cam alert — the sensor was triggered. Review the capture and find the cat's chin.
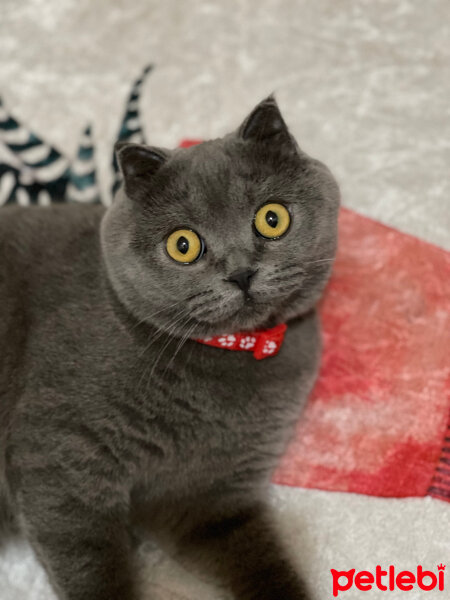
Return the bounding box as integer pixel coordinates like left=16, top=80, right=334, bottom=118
left=190, top=299, right=282, bottom=337
left=189, top=289, right=319, bottom=338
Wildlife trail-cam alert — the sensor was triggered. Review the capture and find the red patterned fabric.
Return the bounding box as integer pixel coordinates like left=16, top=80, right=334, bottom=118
left=179, top=139, right=450, bottom=502
left=275, top=208, right=450, bottom=502
left=196, top=323, right=287, bottom=360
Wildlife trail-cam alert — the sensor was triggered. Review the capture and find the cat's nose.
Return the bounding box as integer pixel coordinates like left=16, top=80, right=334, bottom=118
left=227, top=269, right=257, bottom=294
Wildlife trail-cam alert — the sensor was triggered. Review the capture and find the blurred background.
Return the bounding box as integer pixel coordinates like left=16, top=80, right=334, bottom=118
left=1, top=3, right=450, bottom=599
left=1, top=0, right=449, bottom=248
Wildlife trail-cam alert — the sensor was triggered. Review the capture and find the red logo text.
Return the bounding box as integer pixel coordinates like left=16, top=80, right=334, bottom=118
left=330, top=565, right=446, bottom=597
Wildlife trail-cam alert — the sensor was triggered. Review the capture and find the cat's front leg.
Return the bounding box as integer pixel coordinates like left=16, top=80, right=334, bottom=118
left=17, top=483, right=136, bottom=600
left=173, top=499, right=310, bottom=600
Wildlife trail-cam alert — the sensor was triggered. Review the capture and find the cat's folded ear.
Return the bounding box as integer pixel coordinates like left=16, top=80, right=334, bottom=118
left=238, top=95, right=292, bottom=143
left=115, top=142, right=171, bottom=194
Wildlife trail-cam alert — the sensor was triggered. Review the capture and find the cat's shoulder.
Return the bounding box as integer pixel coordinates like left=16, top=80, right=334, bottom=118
left=0, top=203, right=105, bottom=237
left=0, top=204, right=106, bottom=261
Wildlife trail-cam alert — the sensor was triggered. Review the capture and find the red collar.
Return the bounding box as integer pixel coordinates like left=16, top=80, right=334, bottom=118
left=195, top=323, right=287, bottom=360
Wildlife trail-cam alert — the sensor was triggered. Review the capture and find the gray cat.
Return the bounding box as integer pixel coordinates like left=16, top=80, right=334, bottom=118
left=0, top=97, right=339, bottom=600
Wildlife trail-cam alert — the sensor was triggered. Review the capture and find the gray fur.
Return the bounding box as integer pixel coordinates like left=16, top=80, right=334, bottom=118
left=0, top=97, right=339, bottom=599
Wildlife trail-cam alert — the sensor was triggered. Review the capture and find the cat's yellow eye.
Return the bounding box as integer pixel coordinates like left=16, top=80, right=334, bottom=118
left=166, top=229, right=204, bottom=264
left=254, top=203, right=291, bottom=239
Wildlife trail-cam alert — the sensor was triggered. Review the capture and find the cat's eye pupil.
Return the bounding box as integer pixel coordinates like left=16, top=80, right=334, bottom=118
left=265, top=210, right=279, bottom=228
left=176, top=236, right=189, bottom=255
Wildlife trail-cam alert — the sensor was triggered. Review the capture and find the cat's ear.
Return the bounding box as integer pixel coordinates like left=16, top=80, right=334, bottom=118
left=115, top=142, right=170, bottom=189
left=238, top=95, right=290, bottom=142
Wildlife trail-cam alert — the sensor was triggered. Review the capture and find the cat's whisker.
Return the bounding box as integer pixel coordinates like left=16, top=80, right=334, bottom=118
left=161, top=320, right=197, bottom=379
left=131, top=289, right=215, bottom=333
left=144, top=313, right=194, bottom=391
left=131, top=299, right=186, bottom=332
left=194, top=301, right=234, bottom=322
left=304, top=257, right=335, bottom=266
left=189, top=294, right=219, bottom=313
left=137, top=321, right=170, bottom=360
left=274, top=262, right=304, bottom=274
left=189, top=295, right=224, bottom=319
left=186, top=289, right=215, bottom=302
left=135, top=308, right=193, bottom=393
left=268, top=269, right=306, bottom=285
left=135, top=291, right=216, bottom=380
left=164, top=324, right=199, bottom=405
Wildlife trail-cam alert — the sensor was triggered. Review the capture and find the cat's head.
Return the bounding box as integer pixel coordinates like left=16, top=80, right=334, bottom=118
left=101, top=97, right=340, bottom=338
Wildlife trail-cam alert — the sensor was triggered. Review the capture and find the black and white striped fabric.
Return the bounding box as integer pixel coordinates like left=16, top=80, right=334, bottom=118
left=111, top=64, right=152, bottom=196
left=0, top=95, right=69, bottom=206
left=0, top=64, right=152, bottom=207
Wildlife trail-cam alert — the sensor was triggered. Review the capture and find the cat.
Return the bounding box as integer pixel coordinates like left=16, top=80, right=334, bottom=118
left=0, top=96, right=339, bottom=600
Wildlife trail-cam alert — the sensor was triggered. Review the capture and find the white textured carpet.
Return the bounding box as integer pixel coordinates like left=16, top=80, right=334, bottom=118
left=1, top=0, right=449, bottom=247
left=1, top=0, right=449, bottom=598
left=1, top=486, right=449, bottom=599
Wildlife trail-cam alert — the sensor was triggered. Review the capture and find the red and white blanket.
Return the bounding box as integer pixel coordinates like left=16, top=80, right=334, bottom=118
left=276, top=207, right=450, bottom=504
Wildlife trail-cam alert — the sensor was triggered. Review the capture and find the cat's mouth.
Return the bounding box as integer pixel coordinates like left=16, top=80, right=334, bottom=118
left=190, top=293, right=279, bottom=336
